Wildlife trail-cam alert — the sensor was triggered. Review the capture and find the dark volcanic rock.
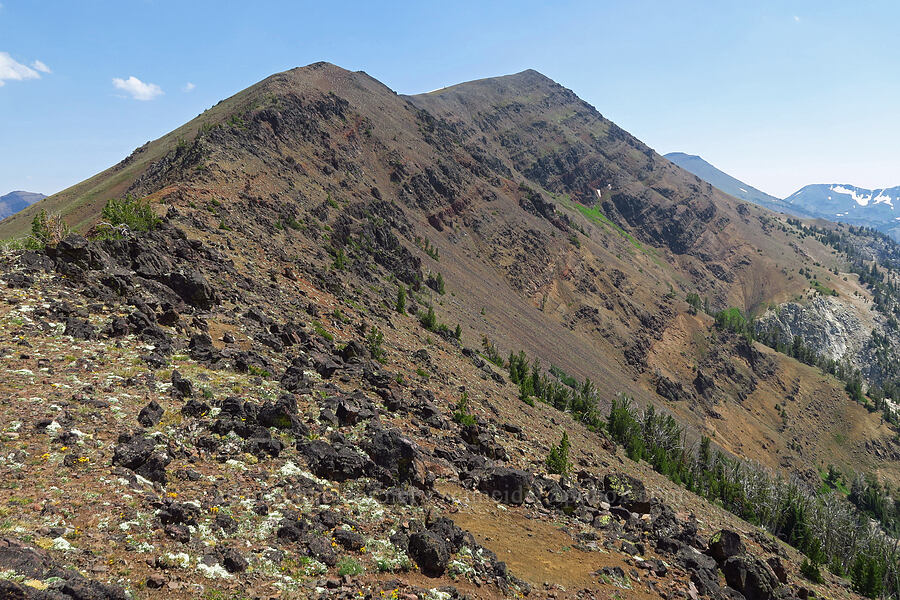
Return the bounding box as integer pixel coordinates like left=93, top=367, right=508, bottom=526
left=0, top=536, right=128, bottom=599
left=49, top=235, right=110, bottom=271
left=362, top=426, right=427, bottom=487
left=170, top=369, right=194, bottom=397
left=181, top=398, right=210, bottom=418
left=220, top=547, right=248, bottom=573
left=299, top=439, right=372, bottom=481
left=245, top=430, right=284, bottom=458
left=137, top=399, right=164, bottom=427
left=603, top=473, right=648, bottom=512
left=188, top=333, right=219, bottom=363
left=677, top=545, right=721, bottom=596
left=258, top=393, right=307, bottom=434
left=332, top=528, right=366, bottom=551
left=767, top=556, right=788, bottom=584
left=157, top=500, right=200, bottom=526
left=167, top=268, right=219, bottom=309
left=407, top=530, right=449, bottom=576
left=112, top=432, right=171, bottom=483
left=64, top=316, right=97, bottom=340
left=311, top=352, right=341, bottom=378
left=723, top=555, right=781, bottom=600
left=306, top=534, right=338, bottom=566
left=708, top=529, right=746, bottom=565
left=280, top=362, right=310, bottom=394
left=477, top=467, right=533, bottom=505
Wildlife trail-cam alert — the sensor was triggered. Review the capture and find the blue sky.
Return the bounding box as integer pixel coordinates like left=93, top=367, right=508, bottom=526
left=1, top=0, right=898, bottom=198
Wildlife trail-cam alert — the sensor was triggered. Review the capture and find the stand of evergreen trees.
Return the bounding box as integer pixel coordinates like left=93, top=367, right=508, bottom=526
left=506, top=349, right=604, bottom=430
left=714, top=307, right=899, bottom=428
left=487, top=334, right=900, bottom=597
left=787, top=219, right=900, bottom=405
left=607, top=395, right=899, bottom=599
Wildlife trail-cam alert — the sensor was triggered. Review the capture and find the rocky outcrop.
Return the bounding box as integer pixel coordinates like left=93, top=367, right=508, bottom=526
left=0, top=537, right=128, bottom=600
left=756, top=296, right=870, bottom=367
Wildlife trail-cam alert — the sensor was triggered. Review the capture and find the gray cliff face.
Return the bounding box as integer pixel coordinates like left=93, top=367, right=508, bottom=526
left=755, top=296, right=871, bottom=369
left=755, top=295, right=900, bottom=388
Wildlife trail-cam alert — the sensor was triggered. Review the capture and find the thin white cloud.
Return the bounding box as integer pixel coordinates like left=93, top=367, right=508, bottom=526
left=32, top=60, right=51, bottom=74
left=0, top=51, right=46, bottom=87
left=794, top=15, right=801, bottom=22
left=112, top=75, right=163, bottom=101
left=183, top=82, right=196, bottom=92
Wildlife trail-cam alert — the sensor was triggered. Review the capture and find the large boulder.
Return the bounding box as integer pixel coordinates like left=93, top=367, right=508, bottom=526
left=306, top=535, right=337, bottom=566
left=677, top=545, right=721, bottom=596
left=407, top=531, right=449, bottom=576
left=338, top=340, right=367, bottom=363
left=708, top=529, right=746, bottom=565
left=170, top=370, right=193, bottom=397
left=299, top=440, right=371, bottom=481
left=722, top=555, right=781, bottom=600
left=477, top=467, right=533, bottom=505
left=332, top=392, right=377, bottom=426
left=137, top=399, right=164, bottom=427
left=0, top=536, right=128, bottom=599
left=167, top=268, right=218, bottom=309
left=603, top=473, right=649, bottom=512
left=280, top=363, right=310, bottom=394
left=220, top=547, right=248, bottom=574
left=311, top=352, right=341, bottom=379
left=426, top=517, right=475, bottom=553
left=244, top=428, right=284, bottom=458
left=188, top=333, right=220, bottom=364
left=767, top=556, right=788, bottom=584
left=332, top=528, right=366, bottom=551
left=64, top=316, right=98, bottom=340
left=48, top=235, right=110, bottom=271
left=258, top=394, right=307, bottom=433
left=112, top=432, right=171, bottom=483
left=362, top=427, right=427, bottom=487
left=0, top=536, right=51, bottom=578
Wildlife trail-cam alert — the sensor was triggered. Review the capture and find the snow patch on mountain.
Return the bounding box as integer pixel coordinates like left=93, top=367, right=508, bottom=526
left=831, top=185, right=872, bottom=207
left=827, top=185, right=897, bottom=209
left=874, top=190, right=894, bottom=208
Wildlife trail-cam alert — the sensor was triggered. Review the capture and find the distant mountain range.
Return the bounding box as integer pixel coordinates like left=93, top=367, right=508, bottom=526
left=0, top=190, right=45, bottom=221
left=786, top=184, right=900, bottom=239
left=663, top=152, right=794, bottom=214
left=665, top=152, right=900, bottom=240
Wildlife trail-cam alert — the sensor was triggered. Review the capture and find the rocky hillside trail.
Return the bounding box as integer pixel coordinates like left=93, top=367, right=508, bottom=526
left=3, top=62, right=898, bottom=490
left=0, top=62, right=896, bottom=600
left=0, top=216, right=868, bottom=600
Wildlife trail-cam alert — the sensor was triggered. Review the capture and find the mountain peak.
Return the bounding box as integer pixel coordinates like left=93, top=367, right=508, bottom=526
left=664, top=151, right=700, bottom=161
left=786, top=183, right=900, bottom=235
left=664, top=151, right=786, bottom=212
left=413, top=68, right=560, bottom=100
left=0, top=190, right=45, bottom=221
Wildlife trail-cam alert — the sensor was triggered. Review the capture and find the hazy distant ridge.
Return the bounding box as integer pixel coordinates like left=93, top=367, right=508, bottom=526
left=0, top=190, right=46, bottom=221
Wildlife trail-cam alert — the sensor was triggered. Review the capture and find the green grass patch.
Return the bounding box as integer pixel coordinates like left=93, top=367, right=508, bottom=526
left=560, top=197, right=657, bottom=258
left=336, top=556, right=364, bottom=577
left=810, top=280, right=838, bottom=297
left=572, top=202, right=643, bottom=251
left=312, top=320, right=334, bottom=342
left=96, top=196, right=161, bottom=238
